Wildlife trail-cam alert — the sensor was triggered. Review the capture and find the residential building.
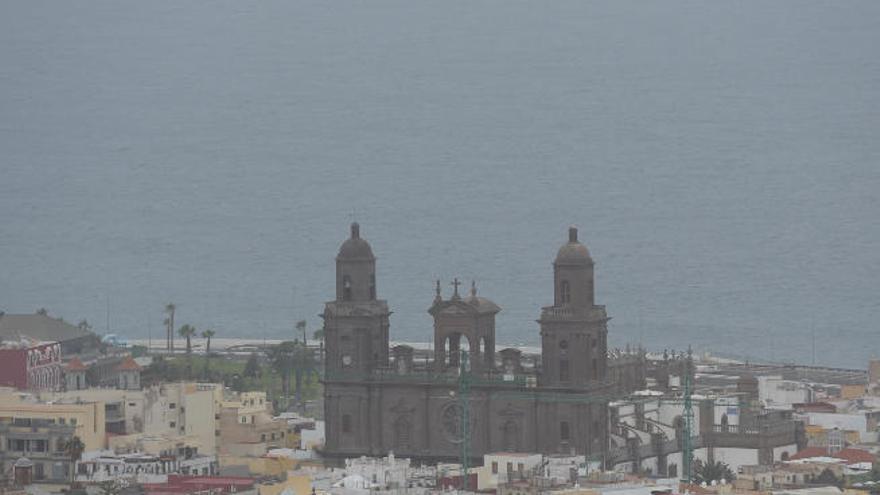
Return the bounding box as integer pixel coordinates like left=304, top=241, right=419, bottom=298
left=0, top=392, right=105, bottom=484
left=0, top=339, right=62, bottom=391
left=219, top=391, right=288, bottom=457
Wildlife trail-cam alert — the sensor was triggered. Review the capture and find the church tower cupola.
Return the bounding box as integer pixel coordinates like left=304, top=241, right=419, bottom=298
left=553, top=226, right=594, bottom=308
left=336, top=222, right=377, bottom=302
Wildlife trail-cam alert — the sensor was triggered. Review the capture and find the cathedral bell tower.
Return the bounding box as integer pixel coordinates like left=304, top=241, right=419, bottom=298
left=539, top=226, right=608, bottom=388
left=322, top=223, right=391, bottom=376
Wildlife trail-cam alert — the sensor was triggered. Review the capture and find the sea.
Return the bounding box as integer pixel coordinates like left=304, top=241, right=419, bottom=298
left=1, top=0, right=878, bottom=368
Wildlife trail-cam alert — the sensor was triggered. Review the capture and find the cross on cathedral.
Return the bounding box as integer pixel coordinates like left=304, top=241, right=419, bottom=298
left=451, top=278, right=462, bottom=298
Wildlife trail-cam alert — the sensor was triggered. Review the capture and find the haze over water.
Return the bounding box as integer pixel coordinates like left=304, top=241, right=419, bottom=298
left=1, top=0, right=878, bottom=367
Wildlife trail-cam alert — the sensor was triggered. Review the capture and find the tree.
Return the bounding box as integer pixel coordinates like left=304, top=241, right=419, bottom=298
left=268, top=341, right=297, bottom=402
left=297, top=320, right=307, bottom=346
left=64, top=436, right=85, bottom=484
left=201, top=329, right=216, bottom=354
left=267, top=340, right=319, bottom=409
left=693, top=459, right=735, bottom=484
left=201, top=329, right=216, bottom=378
left=291, top=342, right=319, bottom=405
left=815, top=468, right=840, bottom=486
left=165, top=303, right=176, bottom=352
left=97, top=479, right=129, bottom=495
left=178, top=324, right=196, bottom=354
left=178, top=324, right=196, bottom=378
left=243, top=353, right=261, bottom=378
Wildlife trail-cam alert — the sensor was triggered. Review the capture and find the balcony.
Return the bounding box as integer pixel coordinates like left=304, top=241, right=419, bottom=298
left=539, top=305, right=607, bottom=322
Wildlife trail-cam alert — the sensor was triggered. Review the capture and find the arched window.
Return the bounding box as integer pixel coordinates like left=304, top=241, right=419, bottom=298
left=342, top=276, right=352, bottom=301
left=560, top=281, right=571, bottom=304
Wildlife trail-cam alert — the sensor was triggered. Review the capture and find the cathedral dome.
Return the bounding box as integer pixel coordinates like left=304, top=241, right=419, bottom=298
left=337, top=222, right=375, bottom=260
left=555, top=226, right=592, bottom=265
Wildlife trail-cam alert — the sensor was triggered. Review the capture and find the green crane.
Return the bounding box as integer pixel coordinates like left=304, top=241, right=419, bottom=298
left=458, top=349, right=472, bottom=490
left=682, top=372, right=694, bottom=483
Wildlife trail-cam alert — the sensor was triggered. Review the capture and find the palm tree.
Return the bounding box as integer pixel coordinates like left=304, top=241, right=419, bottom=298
left=201, top=329, right=215, bottom=354
left=296, top=320, right=307, bottom=346
left=178, top=324, right=196, bottom=354
left=178, top=324, right=196, bottom=378
left=64, top=436, right=85, bottom=484
left=291, top=341, right=319, bottom=405
left=201, top=329, right=216, bottom=378
left=267, top=341, right=297, bottom=404
left=165, top=303, right=176, bottom=352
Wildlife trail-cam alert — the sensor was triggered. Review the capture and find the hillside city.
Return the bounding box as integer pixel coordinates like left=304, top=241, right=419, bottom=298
left=1, top=225, right=879, bottom=495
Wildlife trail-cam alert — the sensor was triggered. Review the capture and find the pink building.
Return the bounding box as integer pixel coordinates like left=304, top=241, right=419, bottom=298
left=0, top=339, right=62, bottom=390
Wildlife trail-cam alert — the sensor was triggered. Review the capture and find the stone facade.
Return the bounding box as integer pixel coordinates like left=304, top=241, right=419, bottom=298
left=323, top=224, right=627, bottom=463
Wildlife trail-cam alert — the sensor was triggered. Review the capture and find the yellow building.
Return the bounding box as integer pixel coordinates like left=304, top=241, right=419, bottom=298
left=840, top=384, right=867, bottom=400
left=0, top=391, right=105, bottom=483
left=219, top=391, right=289, bottom=457
left=0, top=391, right=105, bottom=452
left=258, top=473, right=312, bottom=495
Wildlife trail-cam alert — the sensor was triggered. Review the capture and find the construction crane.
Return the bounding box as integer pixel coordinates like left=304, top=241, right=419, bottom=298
left=458, top=349, right=472, bottom=491
left=682, top=371, right=694, bottom=483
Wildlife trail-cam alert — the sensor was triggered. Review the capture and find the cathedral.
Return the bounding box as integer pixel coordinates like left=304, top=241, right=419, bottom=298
left=321, top=223, right=636, bottom=463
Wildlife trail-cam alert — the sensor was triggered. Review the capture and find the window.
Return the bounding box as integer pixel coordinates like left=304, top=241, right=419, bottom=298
left=169, top=422, right=176, bottom=428
left=271, top=433, right=276, bottom=440
left=560, top=421, right=570, bottom=441
left=261, top=434, right=266, bottom=441
left=129, top=402, right=136, bottom=407
left=492, top=462, right=498, bottom=474
left=58, top=417, right=66, bottom=425
left=518, top=463, right=524, bottom=477
left=560, top=359, right=570, bottom=382
left=251, top=415, right=255, bottom=423
left=369, top=274, right=376, bottom=300
left=169, top=403, right=176, bottom=409
left=215, top=430, right=220, bottom=437
left=342, top=276, right=352, bottom=301
left=507, top=462, right=513, bottom=474
left=241, top=416, right=247, bottom=424
left=280, top=432, right=284, bottom=438
left=342, top=414, right=352, bottom=433
left=591, top=359, right=597, bottom=377
left=560, top=280, right=571, bottom=304
left=70, top=418, right=77, bottom=426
